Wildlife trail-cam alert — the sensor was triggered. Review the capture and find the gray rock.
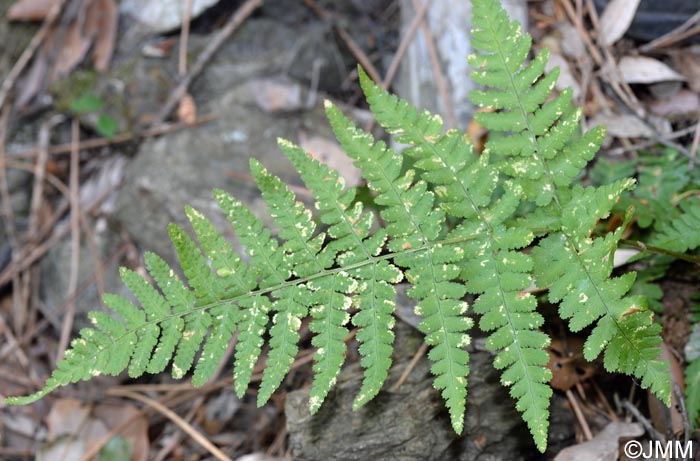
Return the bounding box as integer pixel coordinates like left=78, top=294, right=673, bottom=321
left=286, top=324, right=574, bottom=461
left=39, top=219, right=132, bottom=332
left=113, top=80, right=337, bottom=267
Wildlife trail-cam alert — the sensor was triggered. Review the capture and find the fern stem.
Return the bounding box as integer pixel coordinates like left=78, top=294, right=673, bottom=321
left=619, top=239, right=700, bottom=265
left=90, top=232, right=482, bottom=344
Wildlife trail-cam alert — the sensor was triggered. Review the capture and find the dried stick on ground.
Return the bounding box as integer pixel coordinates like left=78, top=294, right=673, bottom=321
left=179, top=0, right=194, bottom=76
left=107, top=388, right=235, bottom=461
left=7, top=115, right=216, bottom=161
left=0, top=0, right=68, bottom=110
left=56, top=119, right=81, bottom=364
left=382, top=0, right=432, bottom=90
left=153, top=0, right=262, bottom=125
left=0, top=105, right=25, bottom=333
left=640, top=9, right=700, bottom=52
left=0, top=180, right=119, bottom=287
left=411, top=0, right=457, bottom=129
left=302, top=0, right=383, bottom=84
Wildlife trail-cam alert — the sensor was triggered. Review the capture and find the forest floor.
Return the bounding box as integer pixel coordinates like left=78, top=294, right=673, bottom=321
left=0, top=0, right=699, bottom=460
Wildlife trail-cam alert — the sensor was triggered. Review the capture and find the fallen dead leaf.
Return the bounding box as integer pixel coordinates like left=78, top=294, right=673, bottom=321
left=46, top=398, right=91, bottom=440
left=6, top=0, right=53, bottom=21
left=11, top=0, right=118, bottom=108
left=547, top=337, right=595, bottom=392
left=93, top=402, right=149, bottom=461
left=672, top=45, right=700, bottom=92
left=613, top=248, right=640, bottom=268
left=558, top=23, right=586, bottom=60
left=299, top=132, right=363, bottom=187
left=589, top=112, right=654, bottom=138
left=248, top=78, right=304, bottom=113
left=599, top=0, right=641, bottom=45
left=177, top=93, right=197, bottom=125
left=619, top=56, right=685, bottom=84
left=86, top=0, right=117, bottom=72
left=546, top=51, right=581, bottom=100
left=649, top=89, right=700, bottom=118
left=554, top=422, right=643, bottom=461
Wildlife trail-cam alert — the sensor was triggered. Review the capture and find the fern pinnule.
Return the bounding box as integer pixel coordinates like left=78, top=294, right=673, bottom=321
left=213, top=188, right=305, bottom=405
left=143, top=252, right=188, bottom=374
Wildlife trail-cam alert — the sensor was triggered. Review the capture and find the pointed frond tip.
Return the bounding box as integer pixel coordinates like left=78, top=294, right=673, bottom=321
left=4, top=0, right=675, bottom=454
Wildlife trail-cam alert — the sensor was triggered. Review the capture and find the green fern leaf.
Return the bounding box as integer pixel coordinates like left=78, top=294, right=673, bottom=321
left=359, top=69, right=551, bottom=450
left=5, top=0, right=673, bottom=454
left=469, top=0, right=670, bottom=407
left=326, top=98, right=473, bottom=431
left=651, top=198, right=700, bottom=253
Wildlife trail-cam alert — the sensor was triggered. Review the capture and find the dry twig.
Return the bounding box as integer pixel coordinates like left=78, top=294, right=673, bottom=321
left=411, top=0, right=457, bottom=129
left=56, top=119, right=81, bottom=363
left=641, top=9, right=700, bottom=52
left=7, top=115, right=216, bottom=161
left=153, top=0, right=262, bottom=125
left=107, top=388, right=234, bottom=461
left=390, top=342, right=428, bottom=391
left=0, top=0, right=68, bottom=110
left=179, top=0, right=194, bottom=76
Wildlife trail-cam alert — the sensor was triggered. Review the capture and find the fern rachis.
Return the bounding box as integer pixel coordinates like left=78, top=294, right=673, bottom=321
left=4, top=0, right=671, bottom=453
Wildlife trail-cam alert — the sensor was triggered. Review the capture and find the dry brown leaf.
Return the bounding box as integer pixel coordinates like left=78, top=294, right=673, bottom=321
left=13, top=0, right=117, bottom=108
left=299, top=132, right=362, bottom=187
left=599, top=0, right=641, bottom=45
left=87, top=0, right=117, bottom=72
left=589, top=112, right=654, bottom=138
left=619, top=56, right=685, bottom=84
left=672, top=45, right=700, bottom=92
left=6, top=0, right=53, bottom=21
left=51, top=17, right=92, bottom=78
left=93, top=402, right=150, bottom=461
left=177, top=93, right=197, bottom=125
left=46, top=398, right=91, bottom=440
left=649, top=89, right=700, bottom=117
left=547, top=337, right=595, bottom=392
left=554, top=422, right=643, bottom=461
left=248, top=78, right=304, bottom=113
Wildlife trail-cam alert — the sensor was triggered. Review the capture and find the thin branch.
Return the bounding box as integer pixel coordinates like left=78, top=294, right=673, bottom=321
left=619, top=239, right=700, bottom=265
left=56, top=119, right=81, bottom=364
left=179, top=0, right=194, bottom=76
left=390, top=342, right=428, bottom=391
left=411, top=0, right=457, bottom=129
left=0, top=0, right=68, bottom=110
left=640, top=9, right=700, bottom=52
left=566, top=388, right=593, bottom=441
left=6, top=114, right=216, bottom=161
left=106, top=388, right=234, bottom=461
left=153, top=0, right=262, bottom=125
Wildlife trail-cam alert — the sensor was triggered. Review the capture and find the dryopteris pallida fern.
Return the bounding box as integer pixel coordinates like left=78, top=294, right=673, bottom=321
left=5, top=0, right=671, bottom=452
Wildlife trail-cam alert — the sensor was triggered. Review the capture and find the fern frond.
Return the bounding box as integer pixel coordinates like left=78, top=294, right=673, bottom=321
left=326, top=100, right=472, bottom=432
left=359, top=70, right=551, bottom=450
left=650, top=198, right=700, bottom=253
left=686, top=358, right=700, bottom=428
left=5, top=1, right=672, bottom=453
left=469, top=0, right=670, bottom=405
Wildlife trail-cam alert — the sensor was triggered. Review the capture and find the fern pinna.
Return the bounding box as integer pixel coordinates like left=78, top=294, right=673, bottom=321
left=5, top=0, right=671, bottom=452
